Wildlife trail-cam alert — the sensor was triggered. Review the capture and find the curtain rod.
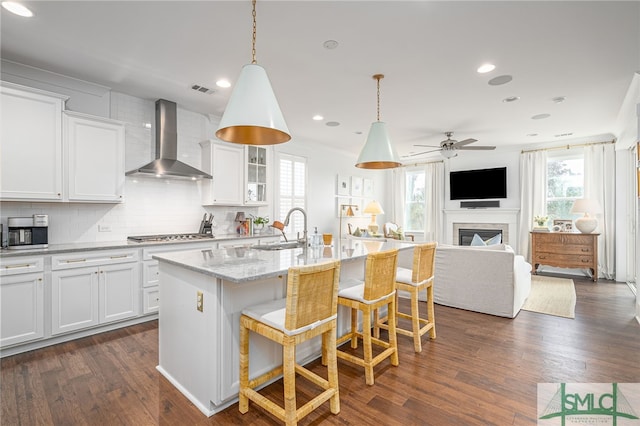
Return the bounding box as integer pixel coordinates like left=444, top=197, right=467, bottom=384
left=400, top=159, right=444, bottom=168
left=521, top=139, right=615, bottom=154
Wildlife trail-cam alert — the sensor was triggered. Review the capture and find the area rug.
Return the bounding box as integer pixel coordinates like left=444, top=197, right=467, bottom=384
left=521, top=275, right=576, bottom=319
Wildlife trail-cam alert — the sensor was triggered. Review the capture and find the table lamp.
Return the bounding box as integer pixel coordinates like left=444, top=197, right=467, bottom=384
left=339, top=204, right=357, bottom=242
left=363, top=200, right=384, bottom=235
left=570, top=198, right=602, bottom=233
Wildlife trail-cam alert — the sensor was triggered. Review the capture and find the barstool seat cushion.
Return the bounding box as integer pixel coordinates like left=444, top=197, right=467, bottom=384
left=395, top=267, right=434, bottom=287
left=243, top=298, right=337, bottom=336
left=339, top=279, right=394, bottom=305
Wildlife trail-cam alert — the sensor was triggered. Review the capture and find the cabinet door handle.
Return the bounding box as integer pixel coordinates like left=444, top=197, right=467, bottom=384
left=581, top=248, right=589, bottom=252
left=5, top=263, right=33, bottom=269
left=581, top=259, right=590, bottom=263
left=65, top=258, right=87, bottom=263
left=110, top=254, right=129, bottom=259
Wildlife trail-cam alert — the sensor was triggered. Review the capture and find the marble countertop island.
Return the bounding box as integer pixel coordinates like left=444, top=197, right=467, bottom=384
left=152, top=238, right=414, bottom=283
left=154, top=238, right=415, bottom=417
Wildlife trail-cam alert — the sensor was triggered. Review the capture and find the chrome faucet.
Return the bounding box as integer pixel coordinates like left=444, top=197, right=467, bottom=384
left=283, top=207, right=308, bottom=246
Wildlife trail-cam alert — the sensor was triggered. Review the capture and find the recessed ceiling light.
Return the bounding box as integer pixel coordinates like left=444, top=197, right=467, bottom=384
left=477, top=63, right=495, bottom=73
left=488, top=75, right=513, bottom=86
left=355, top=131, right=363, bottom=135
left=2, top=1, right=33, bottom=17
left=531, top=113, right=551, bottom=120
left=552, top=96, right=566, bottom=103
left=527, top=133, right=538, bottom=137
left=325, top=121, right=340, bottom=127
left=216, top=79, right=231, bottom=88
left=502, top=96, right=520, bottom=103
left=323, top=40, right=339, bottom=50
left=312, top=115, right=323, bottom=121
left=554, top=132, right=573, bottom=137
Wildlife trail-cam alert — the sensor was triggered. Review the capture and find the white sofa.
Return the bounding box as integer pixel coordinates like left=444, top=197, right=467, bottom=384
left=433, top=244, right=532, bottom=318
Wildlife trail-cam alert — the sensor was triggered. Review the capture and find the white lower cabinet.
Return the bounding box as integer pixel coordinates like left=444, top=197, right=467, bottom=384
left=51, top=267, right=100, bottom=335
left=51, top=249, right=139, bottom=336
left=0, top=256, right=46, bottom=348
left=143, top=287, right=160, bottom=314
left=0, top=272, right=45, bottom=347
left=99, top=263, right=140, bottom=323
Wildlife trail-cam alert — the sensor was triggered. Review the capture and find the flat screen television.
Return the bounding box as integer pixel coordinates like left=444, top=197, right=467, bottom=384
left=449, top=166, right=507, bottom=200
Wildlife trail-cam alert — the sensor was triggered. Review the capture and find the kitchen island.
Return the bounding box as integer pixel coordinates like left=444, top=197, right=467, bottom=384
left=153, top=239, right=414, bottom=417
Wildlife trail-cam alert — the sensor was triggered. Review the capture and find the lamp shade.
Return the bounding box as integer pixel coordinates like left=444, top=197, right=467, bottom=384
left=216, top=64, right=291, bottom=145
left=363, top=200, right=384, bottom=215
left=234, top=211, right=246, bottom=222
left=570, top=198, right=602, bottom=214
left=355, top=121, right=401, bottom=169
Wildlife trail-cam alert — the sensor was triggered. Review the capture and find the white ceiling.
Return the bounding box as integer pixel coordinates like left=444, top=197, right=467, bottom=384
left=2, top=1, right=639, bottom=159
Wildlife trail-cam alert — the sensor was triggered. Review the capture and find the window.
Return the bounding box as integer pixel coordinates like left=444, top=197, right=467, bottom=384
left=276, top=153, right=307, bottom=237
left=405, top=169, right=425, bottom=232
left=547, top=152, right=584, bottom=221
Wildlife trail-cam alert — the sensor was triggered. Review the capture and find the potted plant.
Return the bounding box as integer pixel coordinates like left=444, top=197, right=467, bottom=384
left=250, top=215, right=269, bottom=233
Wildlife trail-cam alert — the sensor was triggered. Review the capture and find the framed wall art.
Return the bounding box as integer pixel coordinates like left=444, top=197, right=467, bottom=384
left=363, top=178, right=373, bottom=197
left=351, top=176, right=363, bottom=197
left=336, top=174, right=349, bottom=196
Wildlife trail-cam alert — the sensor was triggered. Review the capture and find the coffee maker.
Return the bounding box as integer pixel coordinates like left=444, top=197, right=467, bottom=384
left=7, top=214, right=49, bottom=250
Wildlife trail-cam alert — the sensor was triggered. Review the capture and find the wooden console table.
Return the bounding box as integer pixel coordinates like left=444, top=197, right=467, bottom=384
left=530, top=231, right=599, bottom=282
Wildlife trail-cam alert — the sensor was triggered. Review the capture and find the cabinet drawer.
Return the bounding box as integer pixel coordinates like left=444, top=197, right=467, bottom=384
left=534, top=253, right=593, bottom=266
left=52, top=249, right=139, bottom=270
left=535, top=243, right=593, bottom=255
left=0, top=256, right=44, bottom=276
left=142, top=241, right=216, bottom=260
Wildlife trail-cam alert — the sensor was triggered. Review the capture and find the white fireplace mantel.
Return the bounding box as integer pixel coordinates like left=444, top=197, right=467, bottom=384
left=444, top=208, right=520, bottom=247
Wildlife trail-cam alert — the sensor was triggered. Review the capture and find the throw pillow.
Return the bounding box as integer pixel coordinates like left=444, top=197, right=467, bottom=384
left=470, top=234, right=485, bottom=246
left=470, top=233, right=502, bottom=246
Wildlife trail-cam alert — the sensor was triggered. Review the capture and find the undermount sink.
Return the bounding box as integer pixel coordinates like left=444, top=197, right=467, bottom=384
left=252, top=241, right=306, bottom=251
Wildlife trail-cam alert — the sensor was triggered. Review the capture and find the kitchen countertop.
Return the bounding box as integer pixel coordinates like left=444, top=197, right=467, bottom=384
left=152, top=239, right=414, bottom=283
left=0, top=232, right=279, bottom=258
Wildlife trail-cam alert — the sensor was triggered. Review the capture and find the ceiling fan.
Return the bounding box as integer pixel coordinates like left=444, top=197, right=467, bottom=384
left=407, top=131, right=496, bottom=159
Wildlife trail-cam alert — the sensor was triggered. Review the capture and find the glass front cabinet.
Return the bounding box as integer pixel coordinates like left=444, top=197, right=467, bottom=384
left=245, top=146, right=268, bottom=205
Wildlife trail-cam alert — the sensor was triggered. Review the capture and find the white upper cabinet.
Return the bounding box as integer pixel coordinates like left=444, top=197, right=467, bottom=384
left=0, top=82, right=125, bottom=203
left=0, top=82, right=67, bottom=201
left=64, top=111, right=125, bottom=202
left=200, top=140, right=271, bottom=206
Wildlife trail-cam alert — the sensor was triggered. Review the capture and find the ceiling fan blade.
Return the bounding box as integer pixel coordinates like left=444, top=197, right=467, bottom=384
left=458, top=145, right=496, bottom=150
left=403, top=149, right=442, bottom=157
left=452, top=138, right=477, bottom=148
left=413, top=144, right=442, bottom=148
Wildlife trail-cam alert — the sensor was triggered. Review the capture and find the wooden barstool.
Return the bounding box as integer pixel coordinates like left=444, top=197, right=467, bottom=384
left=336, top=249, right=399, bottom=385
left=376, top=242, right=437, bottom=353
left=239, top=260, right=341, bottom=426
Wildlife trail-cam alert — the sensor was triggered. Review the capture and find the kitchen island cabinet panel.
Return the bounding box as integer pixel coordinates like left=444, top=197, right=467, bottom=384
left=0, top=82, right=66, bottom=201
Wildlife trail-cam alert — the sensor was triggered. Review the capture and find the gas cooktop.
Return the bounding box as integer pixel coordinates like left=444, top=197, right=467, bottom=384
left=127, top=233, right=215, bottom=243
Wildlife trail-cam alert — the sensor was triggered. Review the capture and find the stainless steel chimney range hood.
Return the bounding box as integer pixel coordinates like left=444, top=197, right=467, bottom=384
left=126, top=99, right=212, bottom=180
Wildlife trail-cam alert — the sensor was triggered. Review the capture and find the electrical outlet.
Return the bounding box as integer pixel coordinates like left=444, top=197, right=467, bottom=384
left=197, top=291, right=203, bottom=312
left=98, top=224, right=111, bottom=232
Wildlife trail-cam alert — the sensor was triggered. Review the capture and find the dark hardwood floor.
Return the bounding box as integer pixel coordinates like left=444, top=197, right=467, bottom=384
left=2, top=274, right=639, bottom=425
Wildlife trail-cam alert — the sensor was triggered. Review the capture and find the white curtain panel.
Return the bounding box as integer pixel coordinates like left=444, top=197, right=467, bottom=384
left=424, top=161, right=445, bottom=243
left=518, top=150, right=548, bottom=261
left=584, top=143, right=616, bottom=279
